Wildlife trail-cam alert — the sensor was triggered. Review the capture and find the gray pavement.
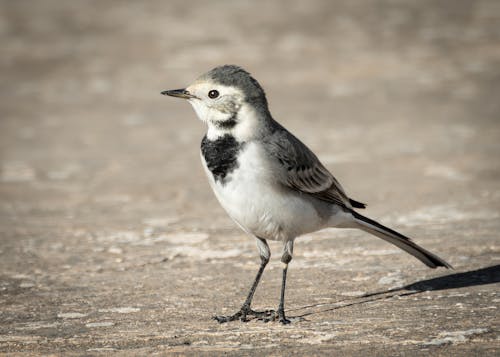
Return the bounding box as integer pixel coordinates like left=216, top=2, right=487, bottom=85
left=1, top=1, right=499, bottom=355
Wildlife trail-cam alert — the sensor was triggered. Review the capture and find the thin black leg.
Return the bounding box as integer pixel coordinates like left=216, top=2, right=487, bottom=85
left=277, top=240, right=293, bottom=324
left=242, top=257, right=267, bottom=309
left=277, top=264, right=291, bottom=324
left=213, top=238, right=273, bottom=323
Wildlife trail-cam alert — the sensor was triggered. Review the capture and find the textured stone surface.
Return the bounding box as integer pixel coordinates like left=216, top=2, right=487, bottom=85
left=0, top=0, right=499, bottom=355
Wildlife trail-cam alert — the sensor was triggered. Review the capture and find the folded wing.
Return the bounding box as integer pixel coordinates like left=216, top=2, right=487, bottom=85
left=264, top=125, right=365, bottom=210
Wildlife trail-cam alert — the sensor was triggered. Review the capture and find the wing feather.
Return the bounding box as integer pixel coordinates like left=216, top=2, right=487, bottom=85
left=264, top=125, right=361, bottom=209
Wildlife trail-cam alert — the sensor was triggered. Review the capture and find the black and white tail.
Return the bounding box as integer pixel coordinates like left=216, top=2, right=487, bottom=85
left=351, top=210, right=452, bottom=269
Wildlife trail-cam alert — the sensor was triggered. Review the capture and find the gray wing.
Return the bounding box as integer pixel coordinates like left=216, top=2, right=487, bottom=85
left=264, top=127, right=362, bottom=209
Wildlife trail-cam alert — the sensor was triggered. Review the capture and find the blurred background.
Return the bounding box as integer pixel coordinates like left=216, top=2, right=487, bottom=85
left=1, top=0, right=499, bottom=227
left=0, top=0, right=499, bottom=354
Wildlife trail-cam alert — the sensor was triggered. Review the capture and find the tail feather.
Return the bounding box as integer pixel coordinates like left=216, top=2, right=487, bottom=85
left=349, top=198, right=367, bottom=209
left=350, top=210, right=452, bottom=269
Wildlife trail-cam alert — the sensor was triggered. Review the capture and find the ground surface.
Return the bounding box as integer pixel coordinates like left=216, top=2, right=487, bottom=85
left=0, top=0, right=499, bottom=355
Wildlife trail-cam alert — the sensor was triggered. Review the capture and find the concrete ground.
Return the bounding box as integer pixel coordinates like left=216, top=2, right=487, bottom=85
left=1, top=0, right=499, bottom=355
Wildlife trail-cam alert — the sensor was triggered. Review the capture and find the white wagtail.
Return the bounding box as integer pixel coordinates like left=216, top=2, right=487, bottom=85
left=161, top=65, right=451, bottom=324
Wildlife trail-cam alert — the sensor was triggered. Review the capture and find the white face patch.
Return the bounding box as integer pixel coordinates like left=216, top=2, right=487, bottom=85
left=186, top=81, right=243, bottom=125
left=186, top=80, right=264, bottom=141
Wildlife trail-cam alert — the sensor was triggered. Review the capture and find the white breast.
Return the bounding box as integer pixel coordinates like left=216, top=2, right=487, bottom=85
left=201, top=141, right=326, bottom=241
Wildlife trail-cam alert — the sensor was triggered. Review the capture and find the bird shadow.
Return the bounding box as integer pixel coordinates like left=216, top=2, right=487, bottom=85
left=289, top=264, right=500, bottom=319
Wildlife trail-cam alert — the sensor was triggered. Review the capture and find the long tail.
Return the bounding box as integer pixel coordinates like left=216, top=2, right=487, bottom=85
left=350, top=210, right=452, bottom=269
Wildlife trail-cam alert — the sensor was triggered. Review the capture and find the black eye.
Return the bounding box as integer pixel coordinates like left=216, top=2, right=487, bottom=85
left=208, top=90, right=219, bottom=99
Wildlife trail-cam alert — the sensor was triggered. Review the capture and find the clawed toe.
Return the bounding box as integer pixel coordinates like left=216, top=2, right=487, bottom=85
left=213, top=308, right=276, bottom=323
left=279, top=317, right=291, bottom=324
left=249, top=309, right=275, bottom=320
left=213, top=311, right=244, bottom=323
left=277, top=308, right=291, bottom=324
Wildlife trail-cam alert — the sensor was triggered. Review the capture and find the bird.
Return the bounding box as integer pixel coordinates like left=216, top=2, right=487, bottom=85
left=161, top=65, right=451, bottom=324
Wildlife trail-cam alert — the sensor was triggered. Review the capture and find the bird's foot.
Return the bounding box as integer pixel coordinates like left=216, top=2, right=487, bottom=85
left=213, top=307, right=275, bottom=323
left=213, top=310, right=245, bottom=323
left=278, top=309, right=291, bottom=325
left=250, top=308, right=276, bottom=321
left=253, top=309, right=291, bottom=324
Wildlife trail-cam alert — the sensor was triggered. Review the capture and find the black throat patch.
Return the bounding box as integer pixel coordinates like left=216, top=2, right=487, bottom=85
left=201, top=134, right=243, bottom=184
left=213, top=113, right=237, bottom=130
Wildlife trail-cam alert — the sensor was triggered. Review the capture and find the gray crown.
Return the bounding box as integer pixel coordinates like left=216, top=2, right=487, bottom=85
left=201, top=65, right=268, bottom=105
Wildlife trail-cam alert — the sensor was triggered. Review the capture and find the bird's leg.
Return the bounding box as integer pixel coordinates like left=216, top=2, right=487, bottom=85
left=277, top=240, right=293, bottom=324
left=213, top=238, right=273, bottom=323
left=213, top=256, right=270, bottom=323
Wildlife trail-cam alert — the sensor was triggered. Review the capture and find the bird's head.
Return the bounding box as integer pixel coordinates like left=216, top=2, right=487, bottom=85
left=162, top=65, right=270, bottom=139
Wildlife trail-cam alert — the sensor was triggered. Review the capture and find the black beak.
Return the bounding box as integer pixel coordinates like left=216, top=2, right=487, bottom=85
left=161, top=88, right=196, bottom=99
